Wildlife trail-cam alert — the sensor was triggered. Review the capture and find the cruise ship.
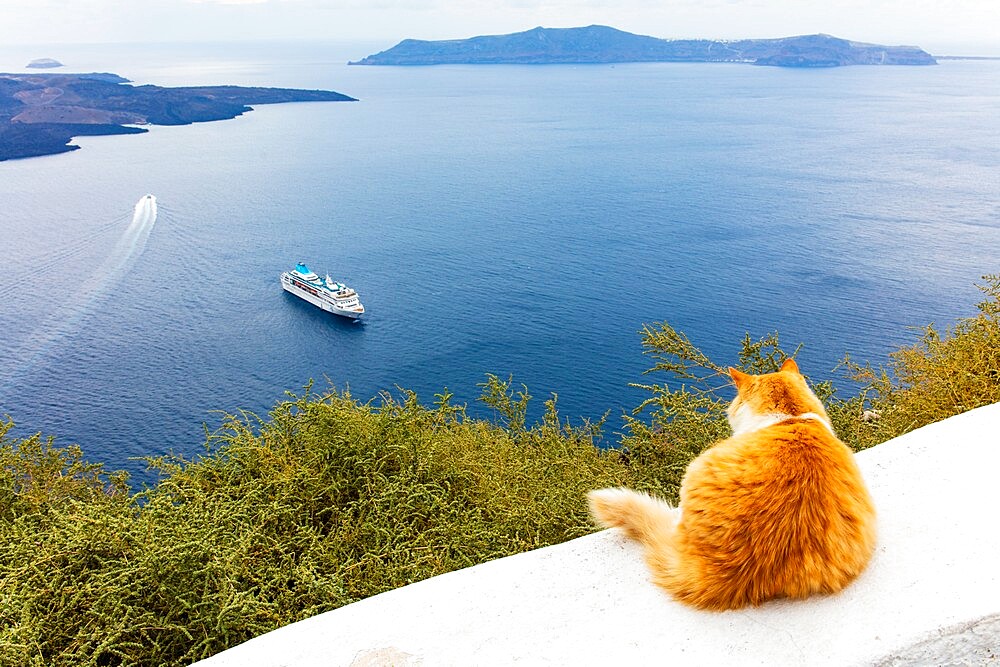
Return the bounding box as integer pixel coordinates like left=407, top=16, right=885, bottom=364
left=280, top=263, right=365, bottom=319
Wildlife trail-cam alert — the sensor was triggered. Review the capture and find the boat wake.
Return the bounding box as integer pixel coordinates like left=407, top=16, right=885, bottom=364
left=0, top=195, right=159, bottom=395
left=115, top=194, right=158, bottom=269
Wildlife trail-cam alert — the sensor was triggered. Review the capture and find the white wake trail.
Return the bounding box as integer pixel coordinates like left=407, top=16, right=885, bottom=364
left=106, top=194, right=158, bottom=281
left=0, top=195, right=159, bottom=395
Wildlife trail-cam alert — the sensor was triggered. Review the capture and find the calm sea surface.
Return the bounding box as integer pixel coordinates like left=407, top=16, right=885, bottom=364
left=1, top=41, right=998, bottom=484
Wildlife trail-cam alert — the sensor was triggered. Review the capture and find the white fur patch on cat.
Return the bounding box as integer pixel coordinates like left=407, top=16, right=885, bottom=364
left=728, top=403, right=834, bottom=436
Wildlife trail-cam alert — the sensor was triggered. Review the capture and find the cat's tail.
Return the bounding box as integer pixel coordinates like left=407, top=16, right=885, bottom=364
left=587, top=488, right=680, bottom=548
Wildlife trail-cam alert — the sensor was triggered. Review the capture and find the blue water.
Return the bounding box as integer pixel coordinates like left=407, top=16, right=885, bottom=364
left=1, top=41, right=998, bottom=485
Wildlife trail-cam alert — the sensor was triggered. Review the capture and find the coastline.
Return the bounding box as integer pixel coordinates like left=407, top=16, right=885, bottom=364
left=0, top=72, right=356, bottom=161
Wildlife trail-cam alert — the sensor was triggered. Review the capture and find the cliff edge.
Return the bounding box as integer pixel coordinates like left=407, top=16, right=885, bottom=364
left=196, top=402, right=1000, bottom=666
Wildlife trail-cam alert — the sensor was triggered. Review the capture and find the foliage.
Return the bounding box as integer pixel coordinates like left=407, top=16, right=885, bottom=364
left=837, top=274, right=1000, bottom=449
left=625, top=275, right=1000, bottom=460
left=0, top=387, right=630, bottom=666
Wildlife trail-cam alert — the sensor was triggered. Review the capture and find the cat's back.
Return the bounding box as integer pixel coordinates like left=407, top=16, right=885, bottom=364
left=679, top=417, right=876, bottom=603
left=747, top=417, right=860, bottom=476
left=685, top=417, right=872, bottom=520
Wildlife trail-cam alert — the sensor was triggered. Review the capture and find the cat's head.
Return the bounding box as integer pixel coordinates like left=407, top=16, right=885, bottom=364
left=726, top=359, right=830, bottom=435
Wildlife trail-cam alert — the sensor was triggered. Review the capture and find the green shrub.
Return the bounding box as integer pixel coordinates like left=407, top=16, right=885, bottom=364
left=0, top=385, right=631, bottom=666
left=839, top=274, right=1000, bottom=449
left=624, top=275, right=1000, bottom=459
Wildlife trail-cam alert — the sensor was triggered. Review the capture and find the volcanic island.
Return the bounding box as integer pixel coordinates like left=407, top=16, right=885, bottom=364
left=0, top=72, right=356, bottom=161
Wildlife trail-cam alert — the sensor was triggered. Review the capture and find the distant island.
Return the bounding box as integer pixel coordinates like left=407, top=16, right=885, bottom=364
left=0, top=72, right=356, bottom=161
left=350, top=25, right=936, bottom=68
left=26, top=58, right=64, bottom=69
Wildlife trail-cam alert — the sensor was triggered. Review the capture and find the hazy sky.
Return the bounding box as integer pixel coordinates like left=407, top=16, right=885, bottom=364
left=2, top=0, right=998, bottom=54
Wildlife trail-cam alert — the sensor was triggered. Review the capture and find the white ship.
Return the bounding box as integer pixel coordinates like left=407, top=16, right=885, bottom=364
left=280, top=262, right=365, bottom=319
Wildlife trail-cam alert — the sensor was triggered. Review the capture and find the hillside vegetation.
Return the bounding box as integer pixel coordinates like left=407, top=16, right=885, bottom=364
left=1, top=275, right=997, bottom=666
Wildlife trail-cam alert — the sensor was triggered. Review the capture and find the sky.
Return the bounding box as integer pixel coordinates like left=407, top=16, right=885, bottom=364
left=0, top=0, right=998, bottom=55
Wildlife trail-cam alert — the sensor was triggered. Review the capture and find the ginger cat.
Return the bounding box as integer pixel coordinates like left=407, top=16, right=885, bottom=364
left=588, top=359, right=876, bottom=611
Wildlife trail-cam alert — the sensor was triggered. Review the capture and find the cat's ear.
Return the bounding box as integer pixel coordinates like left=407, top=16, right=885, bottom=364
left=729, top=367, right=752, bottom=390
left=780, top=358, right=800, bottom=374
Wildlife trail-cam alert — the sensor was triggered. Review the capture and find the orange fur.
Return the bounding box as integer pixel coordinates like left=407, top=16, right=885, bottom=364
left=588, top=359, right=876, bottom=611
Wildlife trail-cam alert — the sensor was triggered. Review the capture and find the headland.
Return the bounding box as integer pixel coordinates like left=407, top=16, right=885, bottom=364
left=0, top=72, right=356, bottom=161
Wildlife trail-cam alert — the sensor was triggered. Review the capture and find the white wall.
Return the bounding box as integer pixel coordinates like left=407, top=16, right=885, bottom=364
left=196, top=402, right=1000, bottom=666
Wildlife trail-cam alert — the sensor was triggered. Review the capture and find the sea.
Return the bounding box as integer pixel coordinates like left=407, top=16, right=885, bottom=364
left=1, top=40, right=998, bottom=486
